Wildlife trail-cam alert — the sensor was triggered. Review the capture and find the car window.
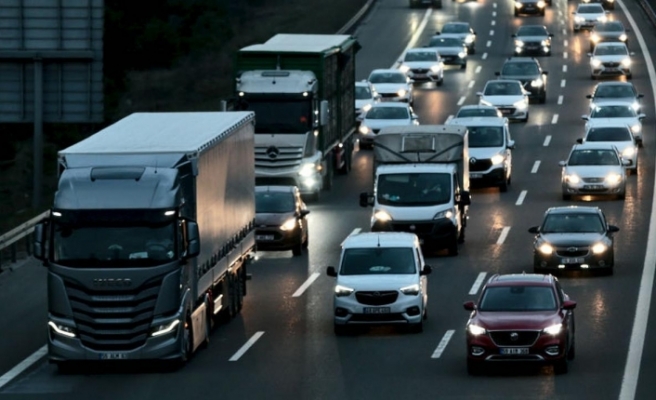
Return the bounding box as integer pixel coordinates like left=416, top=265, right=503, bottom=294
left=541, top=213, right=605, bottom=233
left=590, top=105, right=636, bottom=118
left=479, top=286, right=557, bottom=311
left=340, top=247, right=416, bottom=275
left=568, top=149, right=619, bottom=166
left=517, top=26, right=548, bottom=36
left=595, top=45, right=628, bottom=56
left=468, top=126, right=504, bottom=147
left=502, top=62, right=539, bottom=75
left=443, top=24, right=468, bottom=33
left=587, top=127, right=632, bottom=141
left=355, top=85, right=372, bottom=100
left=485, top=82, right=521, bottom=95
left=594, top=85, right=635, bottom=98
left=596, top=22, right=623, bottom=32
left=578, top=4, right=604, bottom=13
left=366, top=107, right=409, bottom=120
left=429, top=37, right=462, bottom=47
left=369, top=72, right=407, bottom=84
left=456, top=108, right=500, bottom=118
left=256, top=192, right=295, bottom=213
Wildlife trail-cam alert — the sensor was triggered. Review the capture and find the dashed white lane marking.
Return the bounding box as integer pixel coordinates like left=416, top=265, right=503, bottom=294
left=558, top=95, right=564, bottom=105
left=489, top=30, right=494, bottom=36
left=431, top=330, right=456, bottom=359
left=292, top=272, right=321, bottom=297
left=563, top=65, right=568, bottom=73
left=469, top=273, right=487, bottom=295
left=391, top=9, right=432, bottom=68
left=486, top=40, right=492, bottom=47
left=445, top=115, right=454, bottom=123
left=543, top=135, right=552, bottom=146
left=229, top=331, right=265, bottom=361
left=552, top=114, right=559, bottom=124
left=563, top=52, right=568, bottom=59
left=561, top=79, right=566, bottom=88
left=564, top=39, right=568, bottom=46
left=493, top=11, right=497, bottom=16
left=475, top=65, right=482, bottom=74
left=457, top=96, right=466, bottom=106
left=0, top=345, right=47, bottom=389
left=493, top=2, right=497, bottom=7
left=531, top=160, right=541, bottom=173
left=492, top=20, right=496, bottom=26
left=482, top=53, right=488, bottom=60
left=496, top=227, right=511, bottom=245
left=468, top=80, right=475, bottom=89
left=516, top=190, right=527, bottom=206
left=562, top=28, right=567, bottom=35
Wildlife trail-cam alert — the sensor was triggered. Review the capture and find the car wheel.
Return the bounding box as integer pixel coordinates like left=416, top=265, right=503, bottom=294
left=574, top=28, right=579, bottom=33
left=302, top=231, right=309, bottom=248
left=467, top=359, right=484, bottom=376
left=618, top=191, right=626, bottom=200
left=540, top=10, right=545, bottom=16
left=554, top=358, right=569, bottom=375
left=334, top=323, right=349, bottom=336
left=460, top=62, right=467, bottom=70
left=469, top=47, right=476, bottom=55
left=514, top=10, right=519, bottom=16
left=540, top=93, right=546, bottom=104
left=523, top=112, right=529, bottom=122
left=437, top=76, right=443, bottom=87
left=591, top=74, right=596, bottom=80
left=626, top=73, right=632, bottom=80
left=447, top=235, right=459, bottom=256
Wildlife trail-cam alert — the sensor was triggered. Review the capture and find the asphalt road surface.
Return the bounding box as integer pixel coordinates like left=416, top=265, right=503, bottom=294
left=1, top=0, right=656, bottom=399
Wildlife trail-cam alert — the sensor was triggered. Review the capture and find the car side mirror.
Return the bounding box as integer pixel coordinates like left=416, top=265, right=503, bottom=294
left=587, top=52, right=593, bottom=57
left=299, top=209, right=310, bottom=217
left=586, top=94, right=593, bottom=99
left=33, top=222, right=47, bottom=262
left=359, top=192, right=374, bottom=207
left=576, top=138, right=583, bottom=144
left=186, top=221, right=200, bottom=259
left=638, top=113, right=646, bottom=120
left=463, top=301, right=476, bottom=311
left=459, top=190, right=471, bottom=206
left=630, top=52, right=635, bottom=56
left=435, top=31, right=441, bottom=35
left=326, top=266, right=337, bottom=277
left=637, top=94, right=644, bottom=98
left=549, top=33, right=554, bottom=37
left=507, top=140, right=515, bottom=149
left=622, top=158, right=632, bottom=166
left=559, top=160, right=566, bottom=167
left=476, top=92, right=483, bottom=97
left=581, top=115, right=589, bottom=121
left=543, top=71, right=549, bottom=75
left=408, top=79, right=415, bottom=84
left=421, top=265, right=432, bottom=275
left=562, top=300, right=577, bottom=310
left=608, top=225, right=620, bottom=233
left=511, top=34, right=517, bottom=38
left=528, top=226, right=539, bottom=234
left=494, top=71, right=500, bottom=76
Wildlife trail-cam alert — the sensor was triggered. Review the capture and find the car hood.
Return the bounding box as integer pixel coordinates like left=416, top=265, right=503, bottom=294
left=481, top=95, right=524, bottom=106
left=592, top=55, right=630, bottom=62
left=538, top=232, right=607, bottom=246
left=371, top=83, right=409, bottom=94
left=474, top=310, right=561, bottom=331
left=469, top=146, right=505, bottom=159
left=577, top=12, right=606, bottom=19
left=591, top=98, right=637, bottom=107
left=564, top=165, right=625, bottom=177
left=403, top=61, right=441, bottom=69
left=587, top=117, right=640, bottom=127
left=255, top=212, right=295, bottom=226
left=362, top=118, right=413, bottom=129
left=596, top=32, right=624, bottom=39
left=337, top=274, right=418, bottom=291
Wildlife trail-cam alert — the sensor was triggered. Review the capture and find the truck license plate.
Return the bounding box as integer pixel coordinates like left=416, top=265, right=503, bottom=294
left=256, top=235, right=274, bottom=241
left=363, top=307, right=390, bottom=314
left=562, top=257, right=584, bottom=264
left=100, top=353, right=128, bottom=360
left=500, top=348, right=529, bottom=355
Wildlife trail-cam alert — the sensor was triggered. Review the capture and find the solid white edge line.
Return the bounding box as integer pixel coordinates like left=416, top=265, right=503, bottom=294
left=390, top=9, right=432, bottom=68
left=431, top=330, right=456, bottom=358
left=469, top=273, right=487, bottom=295
left=551, top=114, right=559, bottom=124
left=496, top=227, right=510, bottom=245
left=618, top=0, right=656, bottom=398
left=292, top=272, right=321, bottom=297
left=531, top=160, right=541, bottom=173
left=543, top=135, right=552, bottom=146
left=515, top=190, right=527, bottom=206
left=558, top=95, right=564, bottom=105
left=229, top=331, right=265, bottom=361
left=0, top=345, right=47, bottom=389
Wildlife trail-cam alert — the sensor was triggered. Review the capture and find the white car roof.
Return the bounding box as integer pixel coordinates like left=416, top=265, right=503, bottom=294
left=370, top=69, right=405, bottom=75
left=448, top=116, right=507, bottom=126
left=341, top=232, right=419, bottom=250
left=572, top=142, right=620, bottom=151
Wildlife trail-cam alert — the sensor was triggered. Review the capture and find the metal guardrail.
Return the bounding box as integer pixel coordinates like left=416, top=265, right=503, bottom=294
left=0, top=210, right=49, bottom=270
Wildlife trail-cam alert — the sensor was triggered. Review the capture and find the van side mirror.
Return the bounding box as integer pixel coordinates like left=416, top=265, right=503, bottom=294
left=494, top=72, right=500, bottom=76
left=33, top=222, right=47, bottom=261
left=459, top=190, right=471, bottom=206
left=186, top=221, right=200, bottom=258
left=359, top=192, right=374, bottom=207
left=421, top=265, right=432, bottom=275
left=299, top=209, right=311, bottom=217
left=320, top=100, right=329, bottom=126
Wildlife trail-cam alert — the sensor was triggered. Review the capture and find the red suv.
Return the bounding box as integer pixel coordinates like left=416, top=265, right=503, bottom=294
left=463, top=273, right=576, bottom=375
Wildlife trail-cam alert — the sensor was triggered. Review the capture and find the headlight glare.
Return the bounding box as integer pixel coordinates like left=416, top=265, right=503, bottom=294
left=514, top=100, right=528, bottom=110
left=619, top=33, right=627, bottom=41
left=397, top=89, right=407, bottom=97
left=468, top=324, right=486, bottom=335
left=434, top=208, right=455, bottom=220
left=430, top=65, right=441, bottom=72
left=543, top=323, right=562, bottom=335
left=531, top=78, right=544, bottom=87
left=591, top=34, right=600, bottom=43
left=359, top=125, right=370, bottom=134
left=334, top=284, right=354, bottom=297
left=631, top=124, right=641, bottom=133
left=458, top=51, right=467, bottom=58
left=605, top=173, right=622, bottom=185
left=537, top=0, right=546, bottom=7
left=400, top=284, right=420, bottom=296
left=299, top=162, right=317, bottom=177
left=151, top=319, right=180, bottom=337
left=374, top=210, right=393, bottom=222
left=622, top=147, right=636, bottom=157
left=538, top=243, right=553, bottom=255
left=566, top=174, right=581, bottom=184
left=280, top=217, right=297, bottom=231
left=491, top=154, right=505, bottom=165
left=48, top=321, right=77, bottom=338
left=592, top=242, right=608, bottom=254
left=399, top=65, right=410, bottom=73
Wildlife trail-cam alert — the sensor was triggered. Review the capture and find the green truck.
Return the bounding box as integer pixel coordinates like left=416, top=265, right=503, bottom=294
left=235, top=34, right=360, bottom=201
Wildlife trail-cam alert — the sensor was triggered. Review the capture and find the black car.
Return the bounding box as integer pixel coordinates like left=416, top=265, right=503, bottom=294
left=514, top=0, right=547, bottom=16
left=495, top=57, right=548, bottom=104
left=255, top=186, right=310, bottom=256
left=589, top=21, right=629, bottom=51
left=528, top=206, right=619, bottom=275
left=512, top=25, right=554, bottom=57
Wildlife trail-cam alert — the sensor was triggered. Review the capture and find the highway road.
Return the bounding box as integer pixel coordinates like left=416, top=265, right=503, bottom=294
left=1, top=0, right=656, bottom=398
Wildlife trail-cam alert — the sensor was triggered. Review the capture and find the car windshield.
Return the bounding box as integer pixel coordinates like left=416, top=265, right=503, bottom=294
left=456, top=107, right=501, bottom=118
left=587, top=127, right=632, bottom=141
left=256, top=191, right=295, bottom=213
left=502, top=62, right=539, bottom=75
left=517, top=26, right=548, bottom=36
left=429, top=37, right=462, bottom=47
left=578, top=4, right=604, bottom=13
left=596, top=22, right=624, bottom=32
left=594, top=85, right=636, bottom=98
left=484, top=82, right=522, bottom=95
left=468, top=126, right=504, bottom=147
left=541, top=213, right=605, bottom=233
left=365, top=107, right=410, bottom=120
left=442, top=24, right=469, bottom=33
left=568, top=149, right=619, bottom=166
left=590, top=105, right=636, bottom=118
left=340, top=247, right=416, bottom=275
left=405, top=51, right=438, bottom=62
left=355, top=85, right=373, bottom=100
left=479, top=286, right=557, bottom=312
left=377, top=173, right=451, bottom=206
left=369, top=72, right=407, bottom=84
left=594, top=45, right=628, bottom=56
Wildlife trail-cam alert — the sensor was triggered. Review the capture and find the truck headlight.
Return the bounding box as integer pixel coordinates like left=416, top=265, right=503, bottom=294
left=334, top=284, right=354, bottom=297
left=434, top=208, right=455, bottom=220
left=592, top=242, right=608, bottom=254
left=399, top=65, right=410, bottom=73
left=374, top=210, right=393, bottom=222
left=542, top=323, right=562, bottom=335
left=400, top=284, right=420, bottom=296
left=531, top=78, right=544, bottom=87
left=491, top=154, right=505, bottom=165
left=538, top=243, right=553, bottom=255
left=299, top=162, right=317, bottom=177
left=565, top=174, right=580, bottom=184
left=605, top=173, right=622, bottom=185
left=397, top=89, right=407, bottom=97
left=359, top=125, right=371, bottom=134
left=591, top=59, right=602, bottom=68
left=151, top=319, right=180, bottom=337
left=468, top=324, right=486, bottom=335
left=48, top=321, right=77, bottom=338
left=514, top=100, right=528, bottom=110
left=280, top=217, right=297, bottom=231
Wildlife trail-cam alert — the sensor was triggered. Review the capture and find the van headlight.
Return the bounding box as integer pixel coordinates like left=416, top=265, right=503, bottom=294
left=434, top=208, right=455, bottom=220
left=374, top=210, right=393, bottom=222
left=400, top=284, right=420, bottom=296
left=280, top=217, right=297, bottom=231
left=48, top=321, right=77, bottom=338
left=542, top=323, right=562, bottom=335
left=151, top=319, right=180, bottom=337
left=299, top=162, right=317, bottom=177
left=491, top=154, right=505, bottom=165
left=335, top=284, right=354, bottom=297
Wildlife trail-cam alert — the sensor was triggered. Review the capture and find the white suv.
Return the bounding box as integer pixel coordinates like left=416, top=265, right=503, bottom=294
left=326, top=232, right=432, bottom=334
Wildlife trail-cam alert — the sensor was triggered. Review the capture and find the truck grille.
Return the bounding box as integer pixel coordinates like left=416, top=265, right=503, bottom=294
left=489, top=330, right=540, bottom=346
left=470, top=158, right=492, bottom=172
left=356, top=291, right=398, bottom=305
left=64, top=277, right=162, bottom=351
left=254, top=146, right=303, bottom=169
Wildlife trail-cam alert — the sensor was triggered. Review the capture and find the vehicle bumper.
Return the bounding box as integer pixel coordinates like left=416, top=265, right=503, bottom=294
left=466, top=332, right=568, bottom=365
left=470, top=167, right=507, bottom=186
left=441, top=55, right=467, bottom=66
left=591, top=66, right=631, bottom=77
left=574, top=21, right=599, bottom=30
left=378, top=95, right=411, bottom=103
left=515, top=44, right=551, bottom=55
left=334, top=293, right=424, bottom=326
left=533, top=250, right=614, bottom=270
left=562, top=181, right=626, bottom=196
left=256, top=170, right=322, bottom=196
left=255, top=228, right=302, bottom=251
left=407, top=70, right=441, bottom=82
left=372, top=218, right=457, bottom=249
left=497, top=107, right=528, bottom=120
left=515, top=6, right=545, bottom=15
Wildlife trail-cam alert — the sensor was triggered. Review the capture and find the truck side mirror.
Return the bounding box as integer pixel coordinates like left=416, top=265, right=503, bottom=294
left=359, top=192, right=374, bottom=207
left=320, top=100, right=329, bottom=126
left=459, top=190, right=471, bottom=206
left=186, top=221, right=200, bottom=258
left=33, top=222, right=46, bottom=261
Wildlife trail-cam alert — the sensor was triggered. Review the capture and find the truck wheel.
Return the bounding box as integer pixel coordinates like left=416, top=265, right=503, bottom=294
left=236, top=270, right=245, bottom=312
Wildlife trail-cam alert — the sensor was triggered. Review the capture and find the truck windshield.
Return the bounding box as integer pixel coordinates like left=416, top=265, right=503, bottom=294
left=377, top=173, right=451, bottom=206
left=340, top=247, right=415, bottom=275
left=243, top=99, right=312, bottom=134
left=52, top=216, right=178, bottom=268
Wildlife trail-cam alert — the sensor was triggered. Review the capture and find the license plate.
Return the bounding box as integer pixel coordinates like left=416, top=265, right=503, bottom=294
left=256, top=235, right=274, bottom=241
left=501, top=109, right=512, bottom=114
left=100, top=353, right=128, bottom=360
left=584, top=185, right=605, bottom=190
left=470, top=173, right=483, bottom=179
left=500, top=348, right=529, bottom=355
left=363, top=307, right=391, bottom=314
left=562, top=257, right=584, bottom=264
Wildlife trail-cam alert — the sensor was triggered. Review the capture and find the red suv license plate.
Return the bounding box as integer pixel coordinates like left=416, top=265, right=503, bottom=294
left=363, top=307, right=391, bottom=314
left=500, top=348, right=529, bottom=355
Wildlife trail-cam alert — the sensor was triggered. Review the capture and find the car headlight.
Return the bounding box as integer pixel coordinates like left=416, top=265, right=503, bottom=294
left=631, top=124, right=641, bottom=133
left=374, top=210, right=393, bottom=222
left=631, top=102, right=640, bottom=112
left=280, top=217, right=297, bottom=231
left=299, top=162, right=318, bottom=177
left=575, top=16, right=584, bottom=22
left=361, top=103, right=372, bottom=113
left=531, top=78, right=544, bottom=87
left=621, top=58, right=631, bottom=67
left=619, top=33, right=627, bottom=42
left=591, top=59, right=602, bottom=68
left=465, top=35, right=475, bottom=44
left=434, top=208, right=455, bottom=220
left=591, top=34, right=600, bottom=43
left=565, top=174, right=581, bottom=184
left=430, top=65, right=441, bottom=72
left=48, top=321, right=77, bottom=338
left=598, top=15, right=608, bottom=23
left=334, top=284, right=354, bottom=297
left=515, top=40, right=525, bottom=47
left=514, top=100, right=528, bottom=110
left=400, top=284, right=420, bottom=296
left=622, top=147, right=636, bottom=157
left=359, top=125, right=371, bottom=134
left=150, top=319, right=180, bottom=337
left=515, top=1, right=522, bottom=8
left=458, top=51, right=467, bottom=58
left=542, top=323, right=562, bottom=335
left=468, top=324, right=487, bottom=335
left=538, top=243, right=553, bottom=255
left=605, top=173, right=622, bottom=185
left=537, top=0, right=546, bottom=7
left=541, top=39, right=550, bottom=46
left=491, top=154, right=505, bottom=165
left=592, top=242, right=608, bottom=254
left=480, top=99, right=493, bottom=107
left=399, top=65, right=410, bottom=73
left=397, top=89, right=407, bottom=97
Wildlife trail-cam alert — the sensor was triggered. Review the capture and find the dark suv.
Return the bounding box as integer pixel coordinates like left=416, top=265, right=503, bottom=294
left=496, top=57, right=548, bottom=104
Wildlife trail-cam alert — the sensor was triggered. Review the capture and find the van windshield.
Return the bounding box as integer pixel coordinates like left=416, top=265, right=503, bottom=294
left=377, top=173, right=451, bottom=206
left=340, top=247, right=415, bottom=275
